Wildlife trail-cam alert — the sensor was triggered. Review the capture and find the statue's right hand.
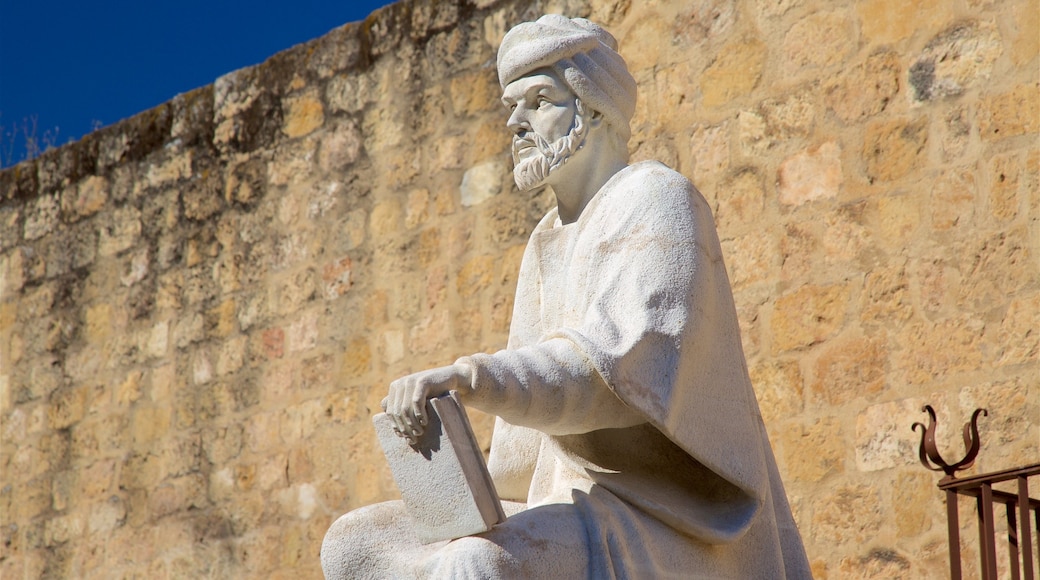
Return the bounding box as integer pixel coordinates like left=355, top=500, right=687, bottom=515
left=381, top=364, right=472, bottom=444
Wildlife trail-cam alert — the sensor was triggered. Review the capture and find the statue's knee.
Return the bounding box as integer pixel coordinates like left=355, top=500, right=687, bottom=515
left=321, top=502, right=410, bottom=579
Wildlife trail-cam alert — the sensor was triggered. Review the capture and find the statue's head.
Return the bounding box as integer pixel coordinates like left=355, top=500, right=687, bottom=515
left=497, top=16, right=637, bottom=191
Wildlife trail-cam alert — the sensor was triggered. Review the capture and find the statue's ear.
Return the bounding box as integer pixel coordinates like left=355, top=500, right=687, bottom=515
left=588, top=109, right=605, bottom=128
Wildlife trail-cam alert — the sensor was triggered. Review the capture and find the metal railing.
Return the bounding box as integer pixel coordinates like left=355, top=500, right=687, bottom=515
left=914, top=405, right=1040, bottom=580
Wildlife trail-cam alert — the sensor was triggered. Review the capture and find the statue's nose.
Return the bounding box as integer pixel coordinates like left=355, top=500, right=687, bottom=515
left=507, top=107, right=530, bottom=135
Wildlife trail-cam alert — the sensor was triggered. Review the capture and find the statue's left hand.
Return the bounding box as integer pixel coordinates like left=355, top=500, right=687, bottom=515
left=381, top=364, right=473, bottom=443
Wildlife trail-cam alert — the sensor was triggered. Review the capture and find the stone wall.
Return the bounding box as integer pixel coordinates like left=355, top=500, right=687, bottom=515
left=1, top=0, right=1036, bottom=577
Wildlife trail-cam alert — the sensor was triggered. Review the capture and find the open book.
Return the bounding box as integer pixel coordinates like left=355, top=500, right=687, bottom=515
left=373, top=391, right=507, bottom=544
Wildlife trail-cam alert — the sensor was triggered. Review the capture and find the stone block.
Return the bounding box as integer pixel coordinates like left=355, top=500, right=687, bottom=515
left=0, top=206, right=20, bottom=251
left=893, top=471, right=936, bottom=538
left=700, top=38, right=765, bottom=108
left=24, top=194, right=58, bottom=241
left=929, top=168, right=976, bottom=231
left=722, top=231, right=775, bottom=288
left=811, top=333, right=886, bottom=406
left=404, top=189, right=430, bottom=229
left=771, top=283, right=849, bottom=353
left=148, top=474, right=206, bottom=518
left=369, top=199, right=402, bottom=239
left=460, top=161, right=503, bottom=207
left=909, top=22, right=1002, bottom=102
left=341, top=337, right=371, bottom=378
left=450, top=69, right=498, bottom=117
left=245, top=412, right=281, bottom=453
left=996, top=295, right=1040, bottom=366
left=863, top=118, right=928, bottom=183
left=778, top=142, right=842, bottom=206
left=956, top=228, right=1035, bottom=310
left=989, top=153, right=1022, bottom=221
left=810, top=484, right=883, bottom=548
left=960, top=378, right=1038, bottom=461
left=282, top=92, right=325, bottom=139
left=836, top=549, right=912, bottom=579
left=81, top=460, right=117, bottom=500
left=409, top=310, right=450, bottom=355
left=144, top=152, right=192, bottom=189
left=132, top=405, right=171, bottom=446
left=319, top=120, right=363, bottom=172
left=782, top=11, right=853, bottom=75
left=98, top=206, right=142, bottom=257
left=322, top=256, right=353, bottom=300
left=61, top=175, right=108, bottom=221
left=856, top=397, right=946, bottom=471
left=714, top=168, right=764, bottom=234
left=979, top=83, right=1040, bottom=141
left=857, top=0, right=953, bottom=45
left=457, top=255, right=495, bottom=298
left=206, top=299, right=237, bottom=339
left=779, top=417, right=844, bottom=482
left=216, top=335, right=247, bottom=377
left=280, top=399, right=325, bottom=445
left=749, top=360, right=803, bottom=423
left=893, top=317, right=984, bottom=385
left=287, top=311, right=319, bottom=353
left=876, top=194, right=919, bottom=249
left=44, top=512, right=84, bottom=546
left=688, top=123, right=730, bottom=188
left=823, top=51, right=899, bottom=123
left=860, top=262, right=912, bottom=323
left=88, top=496, right=126, bottom=534
left=48, top=387, right=87, bottom=430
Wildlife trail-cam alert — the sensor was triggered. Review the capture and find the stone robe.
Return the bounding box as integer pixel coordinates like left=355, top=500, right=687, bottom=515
left=322, top=161, right=810, bottom=579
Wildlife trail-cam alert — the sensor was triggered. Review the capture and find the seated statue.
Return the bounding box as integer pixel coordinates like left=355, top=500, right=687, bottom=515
left=322, top=15, right=811, bottom=579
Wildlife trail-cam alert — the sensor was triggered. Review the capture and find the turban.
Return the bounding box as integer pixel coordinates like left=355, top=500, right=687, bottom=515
left=497, top=15, right=637, bottom=142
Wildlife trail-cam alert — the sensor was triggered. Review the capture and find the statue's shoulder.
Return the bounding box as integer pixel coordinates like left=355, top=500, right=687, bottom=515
left=605, top=161, right=697, bottom=207
left=596, top=160, right=700, bottom=219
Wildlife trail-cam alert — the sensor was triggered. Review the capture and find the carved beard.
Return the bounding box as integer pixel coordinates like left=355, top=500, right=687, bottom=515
left=511, top=100, right=589, bottom=191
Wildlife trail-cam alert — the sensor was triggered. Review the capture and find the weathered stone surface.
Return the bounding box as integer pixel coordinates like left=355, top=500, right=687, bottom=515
left=713, top=168, right=764, bottom=234
left=782, top=11, right=853, bottom=75
left=811, top=333, right=886, bottom=405
left=810, top=484, right=883, bottom=547
left=700, top=38, right=766, bottom=108
left=960, top=378, right=1039, bottom=469
left=780, top=417, right=844, bottom=482
left=824, top=51, right=900, bottom=123
left=863, top=118, right=927, bottom=183
left=989, top=153, right=1022, bottom=221
left=909, top=22, right=1002, bottom=102
left=771, top=284, right=849, bottom=352
left=778, top=142, right=842, bottom=206
left=749, top=359, right=803, bottom=423
left=857, top=0, right=954, bottom=45
left=836, top=548, right=912, bottom=579
left=61, top=176, right=108, bottom=221
left=282, top=92, right=325, bottom=139
left=459, top=161, right=503, bottom=207
left=979, top=83, right=1040, bottom=141
left=929, top=167, right=976, bottom=231
left=893, top=318, right=984, bottom=385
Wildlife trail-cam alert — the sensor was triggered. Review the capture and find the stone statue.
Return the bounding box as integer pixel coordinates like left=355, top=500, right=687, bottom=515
left=322, top=15, right=811, bottom=579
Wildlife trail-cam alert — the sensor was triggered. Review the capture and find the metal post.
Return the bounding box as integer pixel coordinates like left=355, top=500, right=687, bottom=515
left=1010, top=502, right=1022, bottom=580
left=1019, top=475, right=1034, bottom=580
left=947, top=488, right=963, bottom=580
left=981, top=483, right=998, bottom=579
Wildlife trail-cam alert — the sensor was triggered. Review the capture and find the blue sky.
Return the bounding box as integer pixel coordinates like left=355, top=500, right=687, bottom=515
left=0, top=0, right=396, bottom=167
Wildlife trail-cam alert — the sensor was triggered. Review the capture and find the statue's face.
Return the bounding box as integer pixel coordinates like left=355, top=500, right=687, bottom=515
left=502, top=69, right=588, bottom=191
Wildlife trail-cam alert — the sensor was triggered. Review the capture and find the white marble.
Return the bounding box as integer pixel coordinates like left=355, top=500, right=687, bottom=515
left=322, top=15, right=811, bottom=579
